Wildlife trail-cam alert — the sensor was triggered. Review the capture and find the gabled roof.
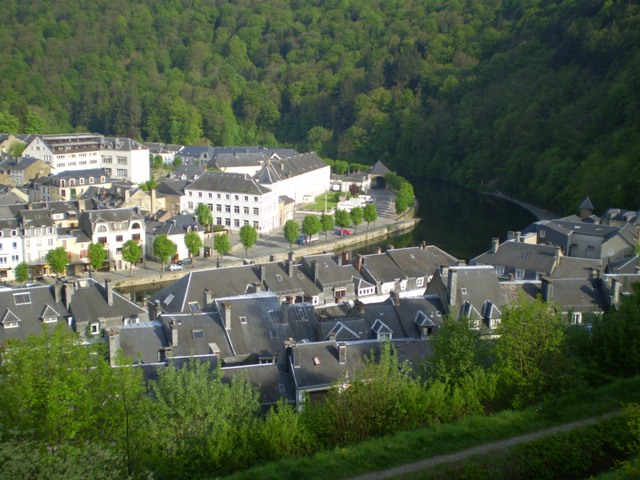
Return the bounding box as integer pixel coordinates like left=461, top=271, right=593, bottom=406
left=360, top=253, right=406, bottom=284
left=545, top=278, right=608, bottom=314
left=302, top=253, right=362, bottom=288
left=259, top=261, right=321, bottom=298
left=386, top=245, right=459, bottom=279
left=471, top=241, right=560, bottom=276
left=579, top=196, right=595, bottom=211
left=117, top=320, right=169, bottom=365
left=155, top=180, right=188, bottom=196
left=253, top=153, right=327, bottom=185
left=368, top=160, right=392, bottom=176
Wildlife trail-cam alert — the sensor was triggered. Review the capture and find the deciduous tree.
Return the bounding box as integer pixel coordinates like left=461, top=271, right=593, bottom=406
left=88, top=242, right=107, bottom=275
left=284, top=219, right=300, bottom=248
left=320, top=213, right=334, bottom=241
left=239, top=224, right=258, bottom=258
left=334, top=209, right=351, bottom=236
left=363, top=203, right=378, bottom=231
left=214, top=233, right=231, bottom=266
left=195, top=203, right=213, bottom=232
left=153, top=234, right=177, bottom=271
left=184, top=231, right=203, bottom=261
left=350, top=206, right=363, bottom=233
left=14, top=261, right=29, bottom=285
left=45, top=247, right=68, bottom=277
left=121, top=239, right=141, bottom=276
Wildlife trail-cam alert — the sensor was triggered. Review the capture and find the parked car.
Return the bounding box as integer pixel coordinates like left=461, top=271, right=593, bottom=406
left=169, top=262, right=183, bottom=271
left=296, top=234, right=319, bottom=245
left=334, top=228, right=353, bottom=236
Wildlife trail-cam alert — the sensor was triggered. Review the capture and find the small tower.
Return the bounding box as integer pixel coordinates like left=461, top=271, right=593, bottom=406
left=579, top=196, right=594, bottom=219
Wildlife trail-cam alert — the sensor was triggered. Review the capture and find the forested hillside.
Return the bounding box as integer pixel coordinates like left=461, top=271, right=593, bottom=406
left=0, top=0, right=638, bottom=212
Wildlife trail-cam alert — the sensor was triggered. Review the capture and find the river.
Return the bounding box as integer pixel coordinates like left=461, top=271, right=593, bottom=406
left=357, top=178, right=538, bottom=261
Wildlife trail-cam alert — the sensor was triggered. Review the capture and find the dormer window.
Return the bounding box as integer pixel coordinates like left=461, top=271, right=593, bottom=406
left=97, top=225, right=107, bottom=233
left=60, top=180, right=66, bottom=187
left=79, top=178, right=85, bottom=185
left=89, top=177, right=94, bottom=184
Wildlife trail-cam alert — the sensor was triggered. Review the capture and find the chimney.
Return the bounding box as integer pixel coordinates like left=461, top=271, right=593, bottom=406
left=541, top=277, right=554, bottom=302
left=53, top=283, right=61, bottom=304
left=342, top=250, right=350, bottom=265
left=328, top=331, right=337, bottom=343
left=288, top=260, right=294, bottom=277
left=313, top=260, right=320, bottom=283
left=150, top=187, right=156, bottom=210
left=253, top=281, right=261, bottom=292
left=376, top=246, right=382, bottom=254
left=447, top=268, right=458, bottom=307
left=124, top=188, right=130, bottom=203
left=421, top=241, right=427, bottom=250
left=288, top=251, right=295, bottom=262
left=358, top=300, right=366, bottom=314
left=337, top=254, right=343, bottom=266
left=260, top=264, right=266, bottom=283
left=355, top=254, right=364, bottom=272
left=223, top=302, right=232, bottom=329
left=611, top=278, right=620, bottom=305
left=491, top=238, right=499, bottom=254
left=105, top=279, right=113, bottom=306
left=507, top=231, right=515, bottom=241
left=515, top=231, right=522, bottom=242
left=338, top=342, right=346, bottom=364
left=203, top=288, right=213, bottom=308
left=292, top=344, right=300, bottom=368
left=392, top=291, right=400, bottom=306
left=63, top=282, right=75, bottom=309
left=107, top=328, right=120, bottom=367
left=170, top=319, right=179, bottom=346
left=554, top=247, right=561, bottom=266
left=149, top=299, right=160, bottom=320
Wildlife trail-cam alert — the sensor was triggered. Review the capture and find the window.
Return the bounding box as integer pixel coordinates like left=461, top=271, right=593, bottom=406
left=254, top=196, right=258, bottom=202
left=253, top=221, right=259, bottom=228
left=132, top=233, right=140, bottom=241
left=13, top=293, right=31, bottom=305
left=47, top=239, right=53, bottom=246
left=117, top=156, right=127, bottom=164
left=416, top=277, right=424, bottom=287
left=116, top=235, right=124, bottom=242
left=217, top=193, right=221, bottom=199
left=225, top=218, right=230, bottom=226
left=216, top=204, right=222, bottom=212
left=79, top=178, right=85, bottom=185
left=198, top=192, right=202, bottom=197
left=571, top=312, right=582, bottom=325
left=461, top=287, right=468, bottom=294
left=208, top=193, right=213, bottom=198
left=225, top=205, right=231, bottom=213
left=98, top=237, right=107, bottom=244
left=495, top=266, right=505, bottom=276
left=244, top=196, right=248, bottom=201
left=131, top=222, right=141, bottom=229
left=97, top=225, right=107, bottom=233
left=234, top=219, right=240, bottom=227
left=253, top=207, right=259, bottom=215
left=225, top=194, right=230, bottom=200
left=540, top=229, right=546, bottom=238
left=60, top=189, right=66, bottom=197
left=117, top=169, right=127, bottom=177
left=89, top=177, right=94, bottom=184
left=188, top=302, right=200, bottom=311
left=90, top=323, right=100, bottom=335
left=240, top=316, right=247, bottom=324
left=235, top=195, right=239, bottom=200
left=192, top=329, right=205, bottom=339
left=234, top=206, right=240, bottom=214
left=515, top=269, right=525, bottom=279
left=400, top=280, right=407, bottom=291
left=244, top=207, right=249, bottom=214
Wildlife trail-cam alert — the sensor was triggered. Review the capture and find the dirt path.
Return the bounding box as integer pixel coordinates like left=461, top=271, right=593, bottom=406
left=350, top=411, right=621, bottom=480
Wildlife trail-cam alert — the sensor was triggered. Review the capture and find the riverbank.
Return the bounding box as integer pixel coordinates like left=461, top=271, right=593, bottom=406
left=485, top=190, right=558, bottom=221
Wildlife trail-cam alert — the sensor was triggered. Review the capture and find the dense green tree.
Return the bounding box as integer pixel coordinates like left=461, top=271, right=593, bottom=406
left=121, top=239, right=142, bottom=276
left=184, top=231, right=203, bottom=261
left=14, top=261, right=29, bottom=285
left=320, top=213, right=334, bottom=241
left=153, top=234, right=177, bottom=271
left=214, top=233, right=231, bottom=265
left=195, top=203, right=213, bottom=232
left=301, top=215, right=322, bottom=240
left=88, top=242, right=108, bottom=274
left=150, top=154, right=163, bottom=169
left=45, top=247, right=68, bottom=277
left=7, top=141, right=26, bottom=157
left=363, top=203, right=378, bottom=231
left=0, top=112, right=19, bottom=133
left=283, top=219, right=300, bottom=248
left=427, top=316, right=480, bottom=384
left=239, top=224, right=258, bottom=258
left=334, top=209, right=351, bottom=236
left=492, top=294, right=583, bottom=408
left=349, top=207, right=363, bottom=233
left=143, top=360, right=261, bottom=477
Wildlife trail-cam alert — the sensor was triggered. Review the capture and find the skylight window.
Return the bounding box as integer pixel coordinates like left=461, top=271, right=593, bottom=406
left=240, top=316, right=247, bottom=324
left=313, top=357, right=321, bottom=366
left=188, top=302, right=200, bottom=311
left=275, top=274, right=283, bottom=282
left=192, top=329, right=204, bottom=339
left=13, top=293, right=31, bottom=305
left=461, top=288, right=468, bottom=295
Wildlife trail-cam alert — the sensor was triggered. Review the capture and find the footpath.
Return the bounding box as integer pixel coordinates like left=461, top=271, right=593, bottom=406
left=349, top=411, right=621, bottom=480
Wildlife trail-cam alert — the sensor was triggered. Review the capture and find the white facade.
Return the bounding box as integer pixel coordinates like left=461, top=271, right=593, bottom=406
left=23, top=134, right=150, bottom=184
left=80, top=209, right=145, bottom=271
left=0, top=220, right=23, bottom=281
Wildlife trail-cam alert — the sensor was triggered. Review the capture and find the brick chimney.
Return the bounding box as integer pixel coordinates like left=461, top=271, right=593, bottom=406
left=447, top=268, right=458, bottom=308
left=63, top=282, right=75, bottom=309
left=541, top=277, right=554, bottom=302
left=54, top=283, right=61, bottom=304
left=338, top=342, right=346, bottom=364
left=288, top=259, right=294, bottom=277
left=170, top=319, right=179, bottom=346
left=222, top=302, right=232, bottom=329
left=491, top=237, right=499, bottom=254
left=342, top=250, right=351, bottom=265
left=355, top=254, right=364, bottom=272
left=203, top=288, right=213, bottom=308
left=312, top=260, right=320, bottom=283
left=105, top=278, right=113, bottom=306
left=107, top=328, right=120, bottom=367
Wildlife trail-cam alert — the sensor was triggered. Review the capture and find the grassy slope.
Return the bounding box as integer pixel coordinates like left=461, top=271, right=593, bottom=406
left=221, top=377, right=640, bottom=480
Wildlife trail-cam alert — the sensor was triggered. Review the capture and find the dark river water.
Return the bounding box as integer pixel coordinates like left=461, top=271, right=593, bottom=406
left=357, top=178, right=537, bottom=261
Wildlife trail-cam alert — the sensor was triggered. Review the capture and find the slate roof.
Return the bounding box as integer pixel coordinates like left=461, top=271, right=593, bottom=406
left=118, top=320, right=169, bottom=364
left=253, top=152, right=327, bottom=185
left=471, top=241, right=560, bottom=277
left=155, top=180, right=188, bottom=196
left=360, top=253, right=407, bottom=284
left=579, top=196, right=595, bottom=211
left=393, top=295, right=447, bottom=338
left=221, top=362, right=294, bottom=405
left=258, top=261, right=322, bottom=299
left=186, top=171, right=271, bottom=195
left=151, top=214, right=202, bottom=236
left=160, top=312, right=232, bottom=359
left=551, top=256, right=603, bottom=279
left=148, top=265, right=262, bottom=314
left=545, top=278, right=608, bottom=314
left=302, top=253, right=362, bottom=288
left=68, top=279, right=148, bottom=325
left=177, top=145, right=215, bottom=160
left=386, top=245, right=459, bottom=279
left=368, top=160, right=392, bottom=176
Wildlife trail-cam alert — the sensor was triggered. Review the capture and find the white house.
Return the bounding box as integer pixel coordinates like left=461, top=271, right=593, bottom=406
left=79, top=208, right=145, bottom=271
left=0, top=218, right=23, bottom=281
left=23, top=134, right=150, bottom=183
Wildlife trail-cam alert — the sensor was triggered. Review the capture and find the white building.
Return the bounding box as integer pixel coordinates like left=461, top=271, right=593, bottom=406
left=23, top=134, right=150, bottom=183
left=19, top=208, right=57, bottom=277
left=79, top=208, right=145, bottom=271
left=181, top=171, right=278, bottom=234
left=180, top=152, right=330, bottom=234
left=0, top=218, right=23, bottom=281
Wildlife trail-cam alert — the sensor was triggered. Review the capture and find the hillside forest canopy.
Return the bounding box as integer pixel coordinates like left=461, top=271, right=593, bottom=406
left=0, top=0, right=639, bottom=213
